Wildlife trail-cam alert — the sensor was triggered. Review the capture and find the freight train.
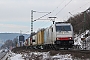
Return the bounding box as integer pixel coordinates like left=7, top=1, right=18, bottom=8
left=24, top=22, right=74, bottom=49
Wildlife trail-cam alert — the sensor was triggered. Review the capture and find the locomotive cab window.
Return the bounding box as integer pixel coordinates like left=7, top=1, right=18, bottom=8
left=52, top=28, right=53, bottom=32
left=56, top=25, right=71, bottom=32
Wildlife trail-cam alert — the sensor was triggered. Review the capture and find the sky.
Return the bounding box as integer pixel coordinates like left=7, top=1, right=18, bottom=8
left=0, top=0, right=90, bottom=34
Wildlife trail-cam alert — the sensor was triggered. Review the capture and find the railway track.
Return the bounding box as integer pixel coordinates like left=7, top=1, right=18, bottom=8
left=12, top=44, right=82, bottom=51
left=0, top=52, right=7, bottom=60
left=12, top=46, right=90, bottom=53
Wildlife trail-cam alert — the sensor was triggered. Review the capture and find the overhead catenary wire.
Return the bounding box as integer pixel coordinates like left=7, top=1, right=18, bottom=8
left=33, top=0, right=73, bottom=32
left=34, top=21, right=52, bottom=32
left=33, top=1, right=66, bottom=30
left=50, top=0, right=66, bottom=16
left=32, top=12, right=51, bottom=32
left=34, top=0, right=66, bottom=21
left=62, top=1, right=90, bottom=21
left=33, top=0, right=68, bottom=29
left=55, top=0, right=72, bottom=16
left=71, top=1, right=90, bottom=13
left=34, top=12, right=51, bottom=21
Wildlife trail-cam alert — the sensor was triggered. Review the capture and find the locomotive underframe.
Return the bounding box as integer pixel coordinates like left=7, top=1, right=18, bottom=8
left=55, top=40, right=74, bottom=48
left=27, top=40, right=74, bottom=50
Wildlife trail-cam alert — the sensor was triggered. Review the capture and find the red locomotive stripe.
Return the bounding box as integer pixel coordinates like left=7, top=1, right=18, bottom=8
left=60, top=37, right=69, bottom=40
left=57, top=37, right=72, bottom=40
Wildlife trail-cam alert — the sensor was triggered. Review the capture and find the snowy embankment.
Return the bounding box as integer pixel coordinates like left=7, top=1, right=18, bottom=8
left=7, top=52, right=24, bottom=60
left=7, top=51, right=72, bottom=60
left=74, top=30, right=90, bottom=50
left=7, top=51, right=90, bottom=60
left=0, top=49, right=9, bottom=60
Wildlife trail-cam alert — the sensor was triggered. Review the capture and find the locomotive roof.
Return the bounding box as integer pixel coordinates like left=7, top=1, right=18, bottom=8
left=55, top=22, right=71, bottom=25
left=55, top=22, right=70, bottom=24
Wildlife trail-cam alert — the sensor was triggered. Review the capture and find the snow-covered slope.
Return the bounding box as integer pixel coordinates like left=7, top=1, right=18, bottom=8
left=74, top=30, right=90, bottom=50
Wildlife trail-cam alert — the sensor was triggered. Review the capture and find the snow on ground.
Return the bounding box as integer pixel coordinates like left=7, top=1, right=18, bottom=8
left=7, top=51, right=90, bottom=60
left=7, top=52, right=24, bottom=60
left=10, top=54, right=24, bottom=60
left=0, top=49, right=3, bottom=53
left=7, top=51, right=73, bottom=60
left=74, top=30, right=90, bottom=50
left=51, top=54, right=72, bottom=60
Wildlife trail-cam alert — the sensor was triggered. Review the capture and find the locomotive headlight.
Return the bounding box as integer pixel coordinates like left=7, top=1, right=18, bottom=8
left=56, top=38, right=60, bottom=40
left=69, top=37, right=72, bottom=40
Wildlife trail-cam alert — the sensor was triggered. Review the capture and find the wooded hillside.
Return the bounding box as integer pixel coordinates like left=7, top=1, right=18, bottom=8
left=67, top=9, right=90, bottom=34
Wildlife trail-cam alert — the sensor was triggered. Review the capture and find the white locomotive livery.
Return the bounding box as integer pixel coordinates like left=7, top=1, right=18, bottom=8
left=44, top=22, right=74, bottom=48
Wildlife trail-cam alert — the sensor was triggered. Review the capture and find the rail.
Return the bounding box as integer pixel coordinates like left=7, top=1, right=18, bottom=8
left=0, top=52, right=8, bottom=60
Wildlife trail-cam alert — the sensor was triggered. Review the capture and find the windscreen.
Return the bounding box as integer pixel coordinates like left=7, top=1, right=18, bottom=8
left=56, top=25, right=71, bottom=32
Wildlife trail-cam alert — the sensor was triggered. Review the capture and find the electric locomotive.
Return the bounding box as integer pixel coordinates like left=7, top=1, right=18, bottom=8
left=44, top=22, right=74, bottom=48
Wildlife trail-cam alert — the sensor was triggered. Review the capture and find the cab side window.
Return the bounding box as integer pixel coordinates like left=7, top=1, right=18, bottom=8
left=52, top=28, right=53, bottom=32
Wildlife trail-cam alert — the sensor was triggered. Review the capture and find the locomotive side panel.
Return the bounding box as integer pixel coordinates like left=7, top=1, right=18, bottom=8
left=44, top=27, right=54, bottom=44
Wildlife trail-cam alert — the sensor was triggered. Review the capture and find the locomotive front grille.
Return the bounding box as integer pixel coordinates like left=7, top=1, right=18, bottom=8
left=55, top=40, right=74, bottom=45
